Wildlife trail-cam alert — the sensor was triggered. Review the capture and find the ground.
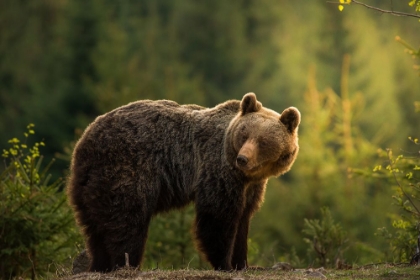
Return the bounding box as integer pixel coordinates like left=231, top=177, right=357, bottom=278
left=59, top=264, right=420, bottom=280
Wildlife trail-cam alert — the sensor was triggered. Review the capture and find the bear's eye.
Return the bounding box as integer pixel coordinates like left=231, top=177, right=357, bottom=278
left=241, top=134, right=248, bottom=143
left=259, top=140, right=269, bottom=149
left=239, top=127, right=248, bottom=143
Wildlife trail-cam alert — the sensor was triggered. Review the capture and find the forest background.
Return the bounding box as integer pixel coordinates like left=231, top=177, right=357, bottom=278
left=0, top=0, right=419, bottom=277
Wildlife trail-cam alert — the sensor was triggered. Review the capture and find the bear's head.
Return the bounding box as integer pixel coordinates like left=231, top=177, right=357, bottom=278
left=226, top=92, right=300, bottom=180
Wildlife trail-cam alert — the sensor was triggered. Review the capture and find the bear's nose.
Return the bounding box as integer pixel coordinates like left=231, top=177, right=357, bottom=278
left=236, top=155, right=248, bottom=167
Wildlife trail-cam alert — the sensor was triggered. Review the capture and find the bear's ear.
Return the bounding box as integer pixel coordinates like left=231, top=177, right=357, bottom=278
left=280, top=107, right=301, bottom=133
left=240, top=92, right=262, bottom=115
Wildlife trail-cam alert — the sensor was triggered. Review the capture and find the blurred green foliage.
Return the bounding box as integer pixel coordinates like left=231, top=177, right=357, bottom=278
left=0, top=125, right=81, bottom=279
left=0, top=0, right=419, bottom=275
left=1, top=0, right=418, bottom=154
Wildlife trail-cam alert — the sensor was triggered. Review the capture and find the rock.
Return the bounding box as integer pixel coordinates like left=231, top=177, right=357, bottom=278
left=315, top=267, right=327, bottom=274
left=272, top=262, right=294, bottom=271
left=72, top=249, right=90, bottom=274
left=304, top=268, right=327, bottom=279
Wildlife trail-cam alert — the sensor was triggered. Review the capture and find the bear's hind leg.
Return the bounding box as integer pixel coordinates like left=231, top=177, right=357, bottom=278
left=86, top=231, right=112, bottom=272
left=106, top=221, right=151, bottom=270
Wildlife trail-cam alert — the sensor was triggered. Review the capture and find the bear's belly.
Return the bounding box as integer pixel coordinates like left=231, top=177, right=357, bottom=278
left=154, top=182, right=195, bottom=213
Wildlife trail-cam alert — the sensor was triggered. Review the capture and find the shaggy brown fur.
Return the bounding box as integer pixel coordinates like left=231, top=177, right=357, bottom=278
left=67, top=93, right=300, bottom=272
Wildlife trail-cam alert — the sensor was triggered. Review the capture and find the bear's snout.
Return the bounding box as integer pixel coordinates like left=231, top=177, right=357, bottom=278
left=236, top=140, right=257, bottom=171
left=236, top=155, right=248, bottom=167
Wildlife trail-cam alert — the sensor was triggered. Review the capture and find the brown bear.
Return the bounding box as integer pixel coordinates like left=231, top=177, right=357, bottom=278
left=67, top=92, right=300, bottom=272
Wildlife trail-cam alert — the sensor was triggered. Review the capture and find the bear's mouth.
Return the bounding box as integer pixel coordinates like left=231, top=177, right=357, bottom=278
left=235, top=157, right=262, bottom=173
left=246, top=164, right=262, bottom=172
left=238, top=164, right=264, bottom=177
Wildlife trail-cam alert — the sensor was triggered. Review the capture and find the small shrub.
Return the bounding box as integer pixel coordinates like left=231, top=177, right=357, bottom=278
left=0, top=124, right=81, bottom=279
left=144, top=205, right=202, bottom=269
left=374, top=141, right=420, bottom=263
left=303, top=207, right=349, bottom=267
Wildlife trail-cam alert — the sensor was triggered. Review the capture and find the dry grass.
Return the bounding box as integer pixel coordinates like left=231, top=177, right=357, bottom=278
left=60, top=268, right=312, bottom=280
left=57, top=264, right=420, bottom=280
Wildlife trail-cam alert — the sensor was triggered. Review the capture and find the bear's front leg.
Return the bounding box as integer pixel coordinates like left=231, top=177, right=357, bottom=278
left=231, top=181, right=266, bottom=270
left=230, top=215, right=249, bottom=270
left=193, top=207, right=241, bottom=271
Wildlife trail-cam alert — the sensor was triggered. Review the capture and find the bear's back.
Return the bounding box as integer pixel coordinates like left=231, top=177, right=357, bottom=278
left=68, top=98, right=241, bottom=214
